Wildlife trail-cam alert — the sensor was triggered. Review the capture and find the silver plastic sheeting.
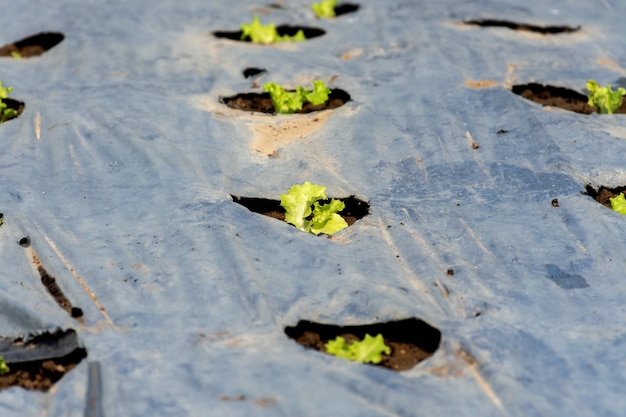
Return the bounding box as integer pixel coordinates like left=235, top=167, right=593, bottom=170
left=1, top=0, right=625, bottom=415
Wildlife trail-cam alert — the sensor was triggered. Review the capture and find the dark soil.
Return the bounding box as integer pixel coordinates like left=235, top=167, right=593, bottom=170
left=2, top=98, right=25, bottom=122
left=463, top=19, right=580, bottom=34
left=0, top=32, right=65, bottom=58
left=213, top=26, right=325, bottom=42
left=0, top=329, right=87, bottom=391
left=231, top=195, right=369, bottom=227
left=511, top=83, right=626, bottom=115
left=285, top=318, right=441, bottom=372
left=221, top=89, right=351, bottom=114
left=584, top=184, right=626, bottom=209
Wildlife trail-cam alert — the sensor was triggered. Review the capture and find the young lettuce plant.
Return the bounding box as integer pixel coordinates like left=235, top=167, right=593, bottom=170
left=0, top=356, right=9, bottom=375
left=0, top=81, right=17, bottom=124
left=240, top=15, right=306, bottom=44
left=587, top=80, right=626, bottom=114
left=263, top=80, right=331, bottom=114
left=325, top=334, right=391, bottom=364
left=312, top=0, right=337, bottom=18
left=280, top=182, right=348, bottom=235
left=609, top=193, right=626, bottom=215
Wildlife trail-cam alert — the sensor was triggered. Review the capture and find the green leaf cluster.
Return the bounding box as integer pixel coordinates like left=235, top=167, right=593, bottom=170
left=280, top=182, right=348, bottom=235
left=325, top=334, right=391, bottom=364
left=610, top=193, right=626, bottom=215
left=263, top=80, right=331, bottom=114
left=240, top=15, right=306, bottom=44
left=0, top=356, right=9, bottom=375
left=312, top=0, right=337, bottom=18
left=0, top=81, right=17, bottom=124
left=586, top=79, right=626, bottom=114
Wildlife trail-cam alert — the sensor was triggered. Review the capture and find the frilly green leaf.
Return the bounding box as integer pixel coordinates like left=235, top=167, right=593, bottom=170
left=587, top=79, right=626, bottom=114
left=280, top=182, right=347, bottom=235
left=325, top=334, right=391, bottom=364
left=610, top=192, right=626, bottom=215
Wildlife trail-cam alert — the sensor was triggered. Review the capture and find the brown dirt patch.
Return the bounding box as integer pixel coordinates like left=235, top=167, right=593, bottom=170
left=0, top=32, right=64, bottom=58
left=511, top=83, right=626, bottom=114
left=285, top=318, right=441, bottom=372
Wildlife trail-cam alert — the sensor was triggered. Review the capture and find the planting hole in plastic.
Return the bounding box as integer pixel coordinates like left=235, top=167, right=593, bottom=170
left=0, top=99, right=25, bottom=122
left=510, top=83, right=622, bottom=114
left=285, top=318, right=441, bottom=371
left=231, top=195, right=369, bottom=229
left=221, top=88, right=351, bottom=114
left=213, top=26, right=325, bottom=42
left=328, top=3, right=360, bottom=18
left=243, top=67, right=267, bottom=78
left=583, top=184, right=626, bottom=210
left=0, top=329, right=87, bottom=391
left=0, top=32, right=65, bottom=58
left=463, top=19, right=580, bottom=35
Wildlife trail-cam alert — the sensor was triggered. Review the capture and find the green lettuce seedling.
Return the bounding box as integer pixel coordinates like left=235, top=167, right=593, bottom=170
left=609, top=192, right=626, bottom=215
left=0, top=81, right=17, bottom=123
left=280, top=181, right=348, bottom=235
left=587, top=80, right=626, bottom=114
left=325, top=334, right=391, bottom=364
left=312, top=0, right=337, bottom=18
left=240, top=15, right=305, bottom=44
left=0, top=356, right=9, bottom=375
left=263, top=80, right=331, bottom=114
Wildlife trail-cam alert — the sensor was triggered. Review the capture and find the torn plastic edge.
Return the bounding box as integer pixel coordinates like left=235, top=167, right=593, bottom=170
left=0, top=328, right=84, bottom=364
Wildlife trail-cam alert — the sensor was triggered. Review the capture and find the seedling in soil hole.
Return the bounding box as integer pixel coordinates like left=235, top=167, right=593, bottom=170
left=586, top=80, right=626, bottom=114
left=264, top=80, right=330, bottom=114
left=325, top=334, right=391, bottom=364
left=610, top=193, right=626, bottom=215
left=240, top=15, right=305, bottom=44
left=0, top=81, right=17, bottom=123
left=0, top=357, right=9, bottom=375
left=312, top=0, right=337, bottom=18
left=280, top=182, right=348, bottom=235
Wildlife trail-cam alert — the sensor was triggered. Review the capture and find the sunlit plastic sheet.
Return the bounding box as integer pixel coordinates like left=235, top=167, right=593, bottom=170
left=1, top=0, right=626, bottom=415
